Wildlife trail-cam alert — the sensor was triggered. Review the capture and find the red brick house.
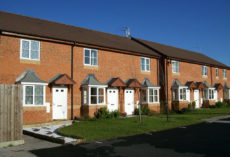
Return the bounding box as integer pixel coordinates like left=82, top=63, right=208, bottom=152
left=0, top=11, right=229, bottom=124
left=132, top=38, right=230, bottom=111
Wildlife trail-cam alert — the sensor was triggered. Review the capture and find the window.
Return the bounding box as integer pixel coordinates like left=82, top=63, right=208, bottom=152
left=141, top=57, right=150, bottom=72
left=172, top=60, right=179, bottom=73
left=223, top=69, right=227, bottom=79
left=203, top=88, right=215, bottom=100
left=202, top=66, right=207, bottom=76
left=141, top=88, right=159, bottom=103
left=20, top=39, right=40, bottom=60
left=89, top=87, right=105, bottom=105
left=82, top=88, right=87, bottom=105
left=172, top=87, right=187, bottom=101
left=216, top=68, right=219, bottom=78
left=24, top=85, right=45, bottom=106
left=84, top=48, right=98, bottom=66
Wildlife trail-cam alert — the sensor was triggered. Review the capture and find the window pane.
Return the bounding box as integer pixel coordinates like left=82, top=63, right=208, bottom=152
left=31, top=41, right=39, bottom=51
left=146, top=64, right=150, bottom=71
left=149, top=96, right=153, bottom=103
left=31, top=50, right=39, bottom=59
left=91, top=50, right=97, bottom=58
left=141, top=65, right=145, bottom=71
left=83, top=89, right=87, bottom=104
left=154, top=96, right=158, bottom=102
left=146, top=59, right=150, bottom=65
left=22, top=40, right=29, bottom=50
left=35, top=86, right=43, bottom=105
left=91, top=88, right=97, bottom=95
left=149, top=89, right=153, bottom=95
left=25, top=86, right=33, bottom=104
left=85, top=56, right=90, bottom=64
left=99, top=96, right=104, bottom=103
left=141, top=58, right=145, bottom=65
left=22, top=49, right=29, bottom=58
left=91, top=57, right=97, bottom=65
left=91, top=96, right=97, bottom=104
left=85, top=49, right=90, bottom=57
left=99, top=88, right=104, bottom=96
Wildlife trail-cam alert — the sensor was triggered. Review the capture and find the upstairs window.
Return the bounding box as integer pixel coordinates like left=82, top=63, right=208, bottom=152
left=20, top=39, right=40, bottom=60
left=223, top=69, right=227, bottom=79
left=202, top=66, right=207, bottom=76
left=172, top=60, right=179, bottom=73
left=141, top=57, right=150, bottom=72
left=84, top=48, right=98, bottom=66
left=216, top=68, right=219, bottom=78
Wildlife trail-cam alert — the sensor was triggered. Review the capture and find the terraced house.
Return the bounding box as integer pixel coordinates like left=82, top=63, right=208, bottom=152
left=0, top=11, right=229, bottom=124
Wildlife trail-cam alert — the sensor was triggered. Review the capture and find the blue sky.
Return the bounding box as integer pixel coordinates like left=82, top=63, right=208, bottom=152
left=1, top=0, right=230, bottom=66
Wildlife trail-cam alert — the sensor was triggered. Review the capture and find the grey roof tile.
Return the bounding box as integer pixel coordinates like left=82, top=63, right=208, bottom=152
left=15, top=69, right=47, bottom=84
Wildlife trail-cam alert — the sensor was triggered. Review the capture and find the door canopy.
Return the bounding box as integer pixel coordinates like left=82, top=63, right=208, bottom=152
left=125, top=78, right=142, bottom=88
left=105, top=77, right=126, bottom=87
left=49, top=73, right=76, bottom=86
left=214, top=83, right=223, bottom=91
left=185, top=81, right=197, bottom=89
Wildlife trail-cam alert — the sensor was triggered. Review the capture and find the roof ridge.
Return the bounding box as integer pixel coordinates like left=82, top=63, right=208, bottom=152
left=0, top=10, right=129, bottom=40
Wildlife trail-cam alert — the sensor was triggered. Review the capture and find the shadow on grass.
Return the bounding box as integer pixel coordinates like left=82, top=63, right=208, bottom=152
left=30, top=122, right=230, bottom=157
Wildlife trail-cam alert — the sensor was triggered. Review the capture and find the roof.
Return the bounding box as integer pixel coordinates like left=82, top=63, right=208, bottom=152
left=132, top=37, right=230, bottom=69
left=125, top=79, right=142, bottom=88
left=185, top=81, right=197, bottom=89
left=214, top=83, right=223, bottom=90
left=203, top=81, right=214, bottom=88
left=171, top=78, right=185, bottom=87
left=105, top=77, right=126, bottom=87
left=196, top=82, right=206, bottom=89
left=15, top=69, right=47, bottom=84
left=142, top=78, right=159, bottom=88
left=81, top=74, right=104, bottom=86
left=49, top=73, right=75, bottom=85
left=0, top=11, right=160, bottom=58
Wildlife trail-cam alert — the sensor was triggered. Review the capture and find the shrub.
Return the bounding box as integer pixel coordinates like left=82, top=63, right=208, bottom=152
left=215, top=102, right=229, bottom=108
left=148, top=110, right=156, bottom=116
left=94, top=107, right=121, bottom=119
left=177, top=107, right=191, bottom=114
left=188, top=103, right=192, bottom=110
left=134, top=106, right=150, bottom=115
left=94, top=107, right=110, bottom=119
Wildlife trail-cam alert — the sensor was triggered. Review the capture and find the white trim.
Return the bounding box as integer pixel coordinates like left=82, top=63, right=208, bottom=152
left=216, top=68, right=219, bottom=78
left=23, top=84, right=46, bottom=106
left=88, top=86, right=106, bottom=105
left=88, top=85, right=107, bottom=88
left=140, top=57, right=150, bottom=72
left=141, top=87, right=160, bottom=104
left=172, top=60, right=179, bottom=73
left=83, top=48, right=98, bottom=66
left=21, top=82, right=48, bottom=85
left=202, top=65, right=207, bottom=76
left=20, top=39, right=40, bottom=61
left=223, top=69, right=227, bottom=79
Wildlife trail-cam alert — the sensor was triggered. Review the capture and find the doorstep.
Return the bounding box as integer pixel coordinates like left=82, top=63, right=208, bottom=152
left=23, top=120, right=78, bottom=144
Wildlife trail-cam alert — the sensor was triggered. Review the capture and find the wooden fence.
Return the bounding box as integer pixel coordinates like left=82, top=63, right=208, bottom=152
left=0, top=84, right=23, bottom=146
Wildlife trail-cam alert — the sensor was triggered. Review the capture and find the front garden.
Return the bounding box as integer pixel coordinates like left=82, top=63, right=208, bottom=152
left=58, top=102, right=230, bottom=142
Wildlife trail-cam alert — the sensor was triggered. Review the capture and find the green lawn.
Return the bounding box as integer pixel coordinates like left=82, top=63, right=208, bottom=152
left=58, top=108, right=230, bottom=142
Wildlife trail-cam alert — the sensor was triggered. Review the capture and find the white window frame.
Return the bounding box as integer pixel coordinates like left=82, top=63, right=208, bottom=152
left=88, top=85, right=107, bottom=105
left=172, top=86, right=188, bottom=101
left=22, top=83, right=46, bottom=106
left=20, top=39, right=40, bottom=61
left=140, top=57, right=150, bottom=72
left=172, top=60, right=179, bottom=73
left=84, top=48, right=98, bottom=66
left=216, top=68, right=219, bottom=78
left=141, top=87, right=160, bottom=104
left=223, top=69, right=227, bottom=79
left=203, top=88, right=215, bottom=100
left=202, top=66, right=207, bottom=76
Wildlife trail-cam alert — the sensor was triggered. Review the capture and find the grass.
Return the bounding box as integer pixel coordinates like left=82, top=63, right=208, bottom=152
left=58, top=108, right=230, bottom=142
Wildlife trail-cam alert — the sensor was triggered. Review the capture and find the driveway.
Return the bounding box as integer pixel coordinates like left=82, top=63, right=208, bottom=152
left=1, top=121, right=230, bottom=157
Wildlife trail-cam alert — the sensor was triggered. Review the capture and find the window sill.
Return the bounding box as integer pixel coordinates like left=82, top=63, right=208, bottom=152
left=223, top=78, right=227, bottom=80
left=202, top=75, right=208, bottom=78
left=20, top=59, right=40, bottom=65
left=84, top=65, right=98, bottom=70
left=23, top=105, right=45, bottom=107
left=141, top=71, right=151, bottom=75
left=172, top=72, right=180, bottom=75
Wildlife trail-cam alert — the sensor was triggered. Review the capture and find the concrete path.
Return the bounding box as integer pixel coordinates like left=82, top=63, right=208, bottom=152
left=0, top=135, right=60, bottom=157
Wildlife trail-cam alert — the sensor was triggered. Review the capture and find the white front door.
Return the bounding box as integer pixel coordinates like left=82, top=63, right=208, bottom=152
left=124, top=89, right=134, bottom=115
left=194, top=90, right=199, bottom=108
left=214, top=90, right=218, bottom=102
left=107, top=88, right=119, bottom=112
left=186, top=89, right=190, bottom=103
left=52, top=87, right=67, bottom=119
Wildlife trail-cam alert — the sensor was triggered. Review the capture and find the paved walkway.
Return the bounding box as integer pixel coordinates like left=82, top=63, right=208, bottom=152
left=23, top=120, right=78, bottom=144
